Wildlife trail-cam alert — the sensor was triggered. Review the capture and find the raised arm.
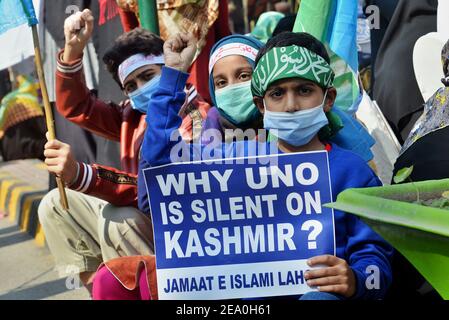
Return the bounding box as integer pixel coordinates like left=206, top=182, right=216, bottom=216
left=141, top=33, right=198, bottom=166
left=56, top=9, right=123, bottom=141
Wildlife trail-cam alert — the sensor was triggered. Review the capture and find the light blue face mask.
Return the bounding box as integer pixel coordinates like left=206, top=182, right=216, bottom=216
left=215, top=81, right=260, bottom=125
left=263, top=92, right=329, bottom=147
left=128, top=74, right=161, bottom=114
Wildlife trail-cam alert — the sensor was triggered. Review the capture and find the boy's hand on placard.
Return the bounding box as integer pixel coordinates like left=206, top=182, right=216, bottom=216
left=304, top=255, right=357, bottom=298
left=164, top=32, right=198, bottom=73
left=63, top=9, right=94, bottom=62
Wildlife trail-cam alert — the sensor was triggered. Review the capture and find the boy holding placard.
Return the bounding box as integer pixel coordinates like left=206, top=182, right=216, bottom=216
left=248, top=32, right=393, bottom=299
left=117, top=32, right=393, bottom=300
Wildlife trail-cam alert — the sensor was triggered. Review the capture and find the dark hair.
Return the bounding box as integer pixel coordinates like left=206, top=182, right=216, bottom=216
left=102, top=28, right=164, bottom=87
left=255, top=32, right=331, bottom=66
left=272, top=14, right=296, bottom=37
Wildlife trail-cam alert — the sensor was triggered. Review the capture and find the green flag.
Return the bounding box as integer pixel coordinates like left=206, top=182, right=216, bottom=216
left=294, top=0, right=360, bottom=114
left=138, top=0, right=159, bottom=35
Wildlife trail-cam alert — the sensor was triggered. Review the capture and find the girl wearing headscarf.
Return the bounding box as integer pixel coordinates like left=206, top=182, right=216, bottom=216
left=202, top=34, right=264, bottom=144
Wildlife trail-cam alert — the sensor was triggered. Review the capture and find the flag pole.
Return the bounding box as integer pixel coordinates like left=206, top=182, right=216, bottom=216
left=31, top=25, right=69, bottom=210
left=22, top=0, right=69, bottom=210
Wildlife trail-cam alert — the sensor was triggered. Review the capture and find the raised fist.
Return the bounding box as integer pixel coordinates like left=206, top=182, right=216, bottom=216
left=63, top=9, right=94, bottom=62
left=163, top=32, right=198, bottom=73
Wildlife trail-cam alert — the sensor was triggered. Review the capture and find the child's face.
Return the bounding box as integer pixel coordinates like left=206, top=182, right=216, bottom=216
left=254, top=78, right=336, bottom=113
left=212, top=55, right=253, bottom=90
left=123, top=64, right=162, bottom=95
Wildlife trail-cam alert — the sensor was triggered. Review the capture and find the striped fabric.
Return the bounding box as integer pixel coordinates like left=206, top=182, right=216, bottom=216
left=56, top=52, right=83, bottom=74
left=71, top=162, right=95, bottom=193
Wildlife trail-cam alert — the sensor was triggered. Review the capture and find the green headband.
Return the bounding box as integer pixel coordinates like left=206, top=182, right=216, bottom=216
left=251, top=45, right=335, bottom=97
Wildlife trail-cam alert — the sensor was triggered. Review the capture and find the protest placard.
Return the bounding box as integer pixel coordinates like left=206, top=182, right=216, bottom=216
left=143, top=151, right=335, bottom=300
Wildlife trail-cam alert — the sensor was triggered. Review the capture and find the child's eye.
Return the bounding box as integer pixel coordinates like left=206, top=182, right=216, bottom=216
left=239, top=73, right=251, bottom=81
left=143, top=74, right=154, bottom=81
left=298, top=87, right=313, bottom=95
left=269, top=89, right=283, bottom=98
left=215, top=80, right=227, bottom=88
left=125, top=83, right=137, bottom=94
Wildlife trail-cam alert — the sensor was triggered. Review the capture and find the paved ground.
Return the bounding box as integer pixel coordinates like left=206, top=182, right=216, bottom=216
left=0, top=217, right=90, bottom=300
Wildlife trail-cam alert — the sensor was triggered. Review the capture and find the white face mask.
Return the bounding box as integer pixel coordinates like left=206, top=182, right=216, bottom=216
left=263, top=91, right=329, bottom=147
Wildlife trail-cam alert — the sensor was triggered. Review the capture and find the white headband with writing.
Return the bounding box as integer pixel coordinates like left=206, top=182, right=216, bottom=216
left=118, top=53, right=165, bottom=85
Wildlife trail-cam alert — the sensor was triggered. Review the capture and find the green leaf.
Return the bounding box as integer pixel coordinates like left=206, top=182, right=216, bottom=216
left=393, top=166, right=414, bottom=184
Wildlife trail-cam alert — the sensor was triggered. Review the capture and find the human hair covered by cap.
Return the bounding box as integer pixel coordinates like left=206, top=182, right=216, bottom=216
left=251, top=32, right=335, bottom=97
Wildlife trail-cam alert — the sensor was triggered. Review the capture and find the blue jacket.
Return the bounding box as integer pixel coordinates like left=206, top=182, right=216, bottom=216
left=138, top=66, right=394, bottom=300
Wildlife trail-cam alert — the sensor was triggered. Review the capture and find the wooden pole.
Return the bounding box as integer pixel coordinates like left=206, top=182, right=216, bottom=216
left=31, top=25, right=69, bottom=210
left=243, top=0, right=250, bottom=34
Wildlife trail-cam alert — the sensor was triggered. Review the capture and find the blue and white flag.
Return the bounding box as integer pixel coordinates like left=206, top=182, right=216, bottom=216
left=0, top=0, right=38, bottom=35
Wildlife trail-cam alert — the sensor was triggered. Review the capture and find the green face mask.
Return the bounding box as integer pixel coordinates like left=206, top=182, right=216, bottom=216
left=215, top=80, right=260, bottom=125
